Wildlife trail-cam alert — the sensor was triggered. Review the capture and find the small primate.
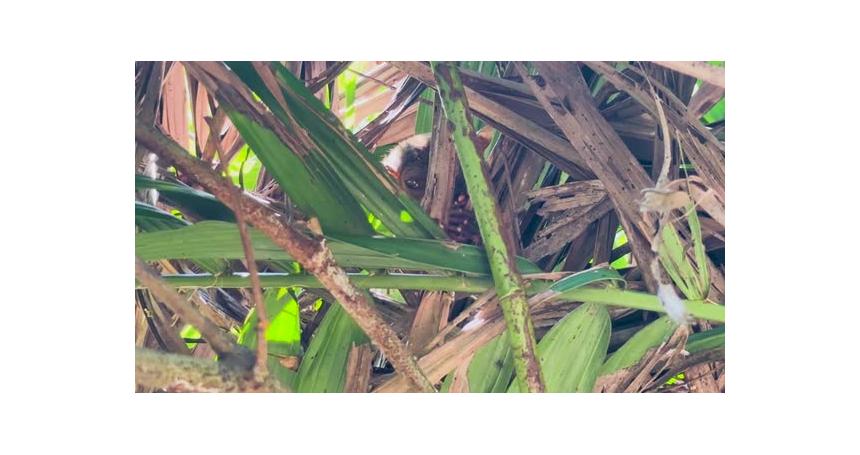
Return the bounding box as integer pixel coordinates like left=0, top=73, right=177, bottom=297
left=382, top=134, right=434, bottom=201
left=381, top=130, right=493, bottom=245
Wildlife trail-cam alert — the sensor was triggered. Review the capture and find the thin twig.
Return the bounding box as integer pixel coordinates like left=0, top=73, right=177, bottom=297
left=425, top=289, right=497, bottom=349
left=135, top=257, right=255, bottom=371
left=347, top=67, right=398, bottom=90
left=235, top=211, right=268, bottom=380
left=307, top=61, right=353, bottom=93
left=647, top=348, right=725, bottom=390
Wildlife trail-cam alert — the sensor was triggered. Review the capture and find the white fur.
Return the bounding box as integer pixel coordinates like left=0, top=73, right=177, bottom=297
left=381, top=134, right=431, bottom=173
left=143, top=152, right=159, bottom=205
left=657, top=283, right=689, bottom=325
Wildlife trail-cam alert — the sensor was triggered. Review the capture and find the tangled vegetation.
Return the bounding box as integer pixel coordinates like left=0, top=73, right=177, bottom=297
left=134, top=61, right=725, bottom=392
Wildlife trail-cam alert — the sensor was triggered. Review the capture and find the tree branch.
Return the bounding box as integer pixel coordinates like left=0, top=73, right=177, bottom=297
left=135, top=348, right=287, bottom=392
left=135, top=119, right=435, bottom=393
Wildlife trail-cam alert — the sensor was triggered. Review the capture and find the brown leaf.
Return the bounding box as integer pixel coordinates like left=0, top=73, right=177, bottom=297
left=343, top=344, right=373, bottom=393
left=639, top=189, right=692, bottom=213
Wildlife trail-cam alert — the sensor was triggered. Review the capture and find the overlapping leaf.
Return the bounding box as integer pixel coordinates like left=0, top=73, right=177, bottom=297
left=136, top=221, right=541, bottom=276
left=508, top=302, right=611, bottom=392
left=237, top=288, right=303, bottom=389
left=135, top=174, right=234, bottom=222
left=225, top=61, right=444, bottom=239
left=293, top=303, right=368, bottom=392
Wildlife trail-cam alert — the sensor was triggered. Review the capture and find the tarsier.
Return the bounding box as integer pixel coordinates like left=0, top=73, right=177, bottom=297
left=381, top=131, right=492, bottom=245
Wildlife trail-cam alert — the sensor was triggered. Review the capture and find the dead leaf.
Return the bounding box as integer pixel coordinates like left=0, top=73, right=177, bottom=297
left=639, top=189, right=692, bottom=213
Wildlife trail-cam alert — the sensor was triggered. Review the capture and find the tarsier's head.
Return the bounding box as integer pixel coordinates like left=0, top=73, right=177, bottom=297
left=381, top=134, right=432, bottom=200
left=381, top=129, right=493, bottom=202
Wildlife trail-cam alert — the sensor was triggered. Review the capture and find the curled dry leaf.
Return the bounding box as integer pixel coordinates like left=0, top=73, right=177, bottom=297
left=639, top=188, right=692, bottom=213
left=306, top=217, right=324, bottom=236
left=279, top=356, right=301, bottom=371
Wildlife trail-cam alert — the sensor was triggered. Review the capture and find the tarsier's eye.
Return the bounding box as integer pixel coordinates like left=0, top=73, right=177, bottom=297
left=405, top=178, right=420, bottom=189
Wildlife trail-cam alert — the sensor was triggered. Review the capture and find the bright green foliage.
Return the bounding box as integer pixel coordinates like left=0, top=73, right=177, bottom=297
left=237, top=288, right=303, bottom=389
left=336, top=64, right=359, bottom=130
left=701, top=61, right=725, bottom=124
left=225, top=61, right=444, bottom=240
left=179, top=324, right=202, bottom=350
left=227, top=111, right=373, bottom=237
left=226, top=144, right=261, bottom=190
left=702, top=98, right=725, bottom=124
left=666, top=373, right=685, bottom=385
left=294, top=303, right=369, bottom=392
left=237, top=288, right=302, bottom=348
left=610, top=229, right=630, bottom=269
left=414, top=88, right=435, bottom=134
left=366, top=211, right=393, bottom=236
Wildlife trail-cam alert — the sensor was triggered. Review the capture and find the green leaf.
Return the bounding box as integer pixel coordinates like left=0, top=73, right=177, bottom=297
left=599, top=316, right=677, bottom=375
left=509, top=302, right=611, bottom=392
left=656, top=203, right=712, bottom=301
left=554, top=287, right=725, bottom=323
left=701, top=61, right=725, bottom=124
left=227, top=61, right=444, bottom=239
left=687, top=326, right=724, bottom=353
left=466, top=333, right=514, bottom=392
left=610, top=253, right=630, bottom=269
left=686, top=202, right=711, bottom=297
left=548, top=267, right=625, bottom=294
left=237, top=288, right=303, bottom=389
left=179, top=324, right=202, bottom=350
left=294, top=303, right=369, bottom=392
left=414, top=88, right=435, bottom=134
left=658, top=224, right=702, bottom=299
left=337, top=64, right=359, bottom=130
left=226, top=144, right=262, bottom=190
left=134, top=201, right=227, bottom=275
left=135, top=201, right=188, bottom=232
left=399, top=210, right=414, bottom=224
left=135, top=174, right=234, bottom=222
left=136, top=221, right=542, bottom=276
left=237, top=288, right=302, bottom=349
left=226, top=110, right=373, bottom=236
left=702, top=97, right=725, bottom=124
